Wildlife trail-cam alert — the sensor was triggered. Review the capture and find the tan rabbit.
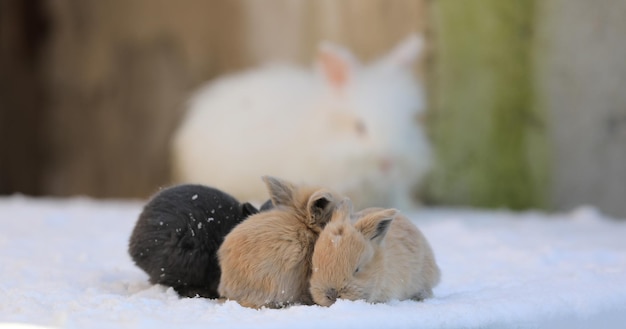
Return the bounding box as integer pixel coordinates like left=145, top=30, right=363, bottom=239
left=217, top=176, right=341, bottom=308
left=310, top=199, right=440, bottom=306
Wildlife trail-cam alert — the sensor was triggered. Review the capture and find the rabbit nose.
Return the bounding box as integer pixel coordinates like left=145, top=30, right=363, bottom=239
left=379, top=157, right=393, bottom=173
left=326, top=288, right=339, bottom=303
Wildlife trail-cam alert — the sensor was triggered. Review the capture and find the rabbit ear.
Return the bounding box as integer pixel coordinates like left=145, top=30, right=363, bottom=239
left=259, top=199, right=274, bottom=212
left=331, top=198, right=353, bottom=224
left=262, top=176, right=296, bottom=207
left=240, top=202, right=259, bottom=218
left=381, top=33, right=424, bottom=68
left=317, top=41, right=358, bottom=92
left=354, top=209, right=397, bottom=244
left=307, top=189, right=336, bottom=228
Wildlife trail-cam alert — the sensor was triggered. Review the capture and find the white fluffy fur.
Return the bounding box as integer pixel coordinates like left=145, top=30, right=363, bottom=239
left=171, top=34, right=431, bottom=210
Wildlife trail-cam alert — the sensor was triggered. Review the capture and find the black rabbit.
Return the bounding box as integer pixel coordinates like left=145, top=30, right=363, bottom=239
left=128, top=184, right=265, bottom=298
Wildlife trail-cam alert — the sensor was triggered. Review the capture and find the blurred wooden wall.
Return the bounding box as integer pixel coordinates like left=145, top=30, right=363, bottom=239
left=536, top=0, right=626, bottom=217
left=0, top=0, right=425, bottom=199
left=2, top=0, right=626, bottom=217
left=426, top=0, right=626, bottom=216
left=0, top=0, right=48, bottom=196
left=426, top=0, right=546, bottom=210
left=40, top=0, right=251, bottom=198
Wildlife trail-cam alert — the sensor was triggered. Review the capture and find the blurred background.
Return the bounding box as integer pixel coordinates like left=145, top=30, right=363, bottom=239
left=1, top=0, right=625, bottom=217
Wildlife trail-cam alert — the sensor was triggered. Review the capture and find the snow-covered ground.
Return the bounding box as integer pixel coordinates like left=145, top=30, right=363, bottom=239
left=1, top=196, right=625, bottom=329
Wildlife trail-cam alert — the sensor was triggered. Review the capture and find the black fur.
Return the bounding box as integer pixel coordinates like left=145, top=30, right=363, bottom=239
left=128, top=184, right=262, bottom=298
left=259, top=199, right=274, bottom=212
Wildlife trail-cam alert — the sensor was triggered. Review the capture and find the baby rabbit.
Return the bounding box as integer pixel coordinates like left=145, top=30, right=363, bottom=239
left=128, top=184, right=261, bottom=298
left=309, top=199, right=440, bottom=306
left=217, top=176, right=341, bottom=308
left=171, top=34, right=431, bottom=211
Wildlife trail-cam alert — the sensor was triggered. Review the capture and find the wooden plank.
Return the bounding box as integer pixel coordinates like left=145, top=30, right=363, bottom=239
left=426, top=0, right=548, bottom=209
left=536, top=0, right=626, bottom=217
left=0, top=0, right=47, bottom=195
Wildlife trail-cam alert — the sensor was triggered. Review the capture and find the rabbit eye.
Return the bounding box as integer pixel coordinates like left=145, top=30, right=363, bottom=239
left=355, top=120, right=367, bottom=136
left=354, top=267, right=360, bottom=274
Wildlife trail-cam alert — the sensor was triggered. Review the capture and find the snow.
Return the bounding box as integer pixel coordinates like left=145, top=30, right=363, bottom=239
left=1, top=196, right=626, bottom=329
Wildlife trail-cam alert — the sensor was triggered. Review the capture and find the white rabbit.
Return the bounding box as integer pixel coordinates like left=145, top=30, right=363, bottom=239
left=171, top=34, right=431, bottom=210
left=309, top=198, right=440, bottom=306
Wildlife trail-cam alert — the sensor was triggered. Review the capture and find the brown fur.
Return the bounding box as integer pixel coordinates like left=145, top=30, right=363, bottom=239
left=217, top=176, right=340, bottom=308
left=310, top=199, right=440, bottom=306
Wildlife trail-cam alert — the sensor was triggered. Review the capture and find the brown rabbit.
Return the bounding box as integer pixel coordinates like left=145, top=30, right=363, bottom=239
left=217, top=176, right=341, bottom=308
left=310, top=199, right=440, bottom=306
